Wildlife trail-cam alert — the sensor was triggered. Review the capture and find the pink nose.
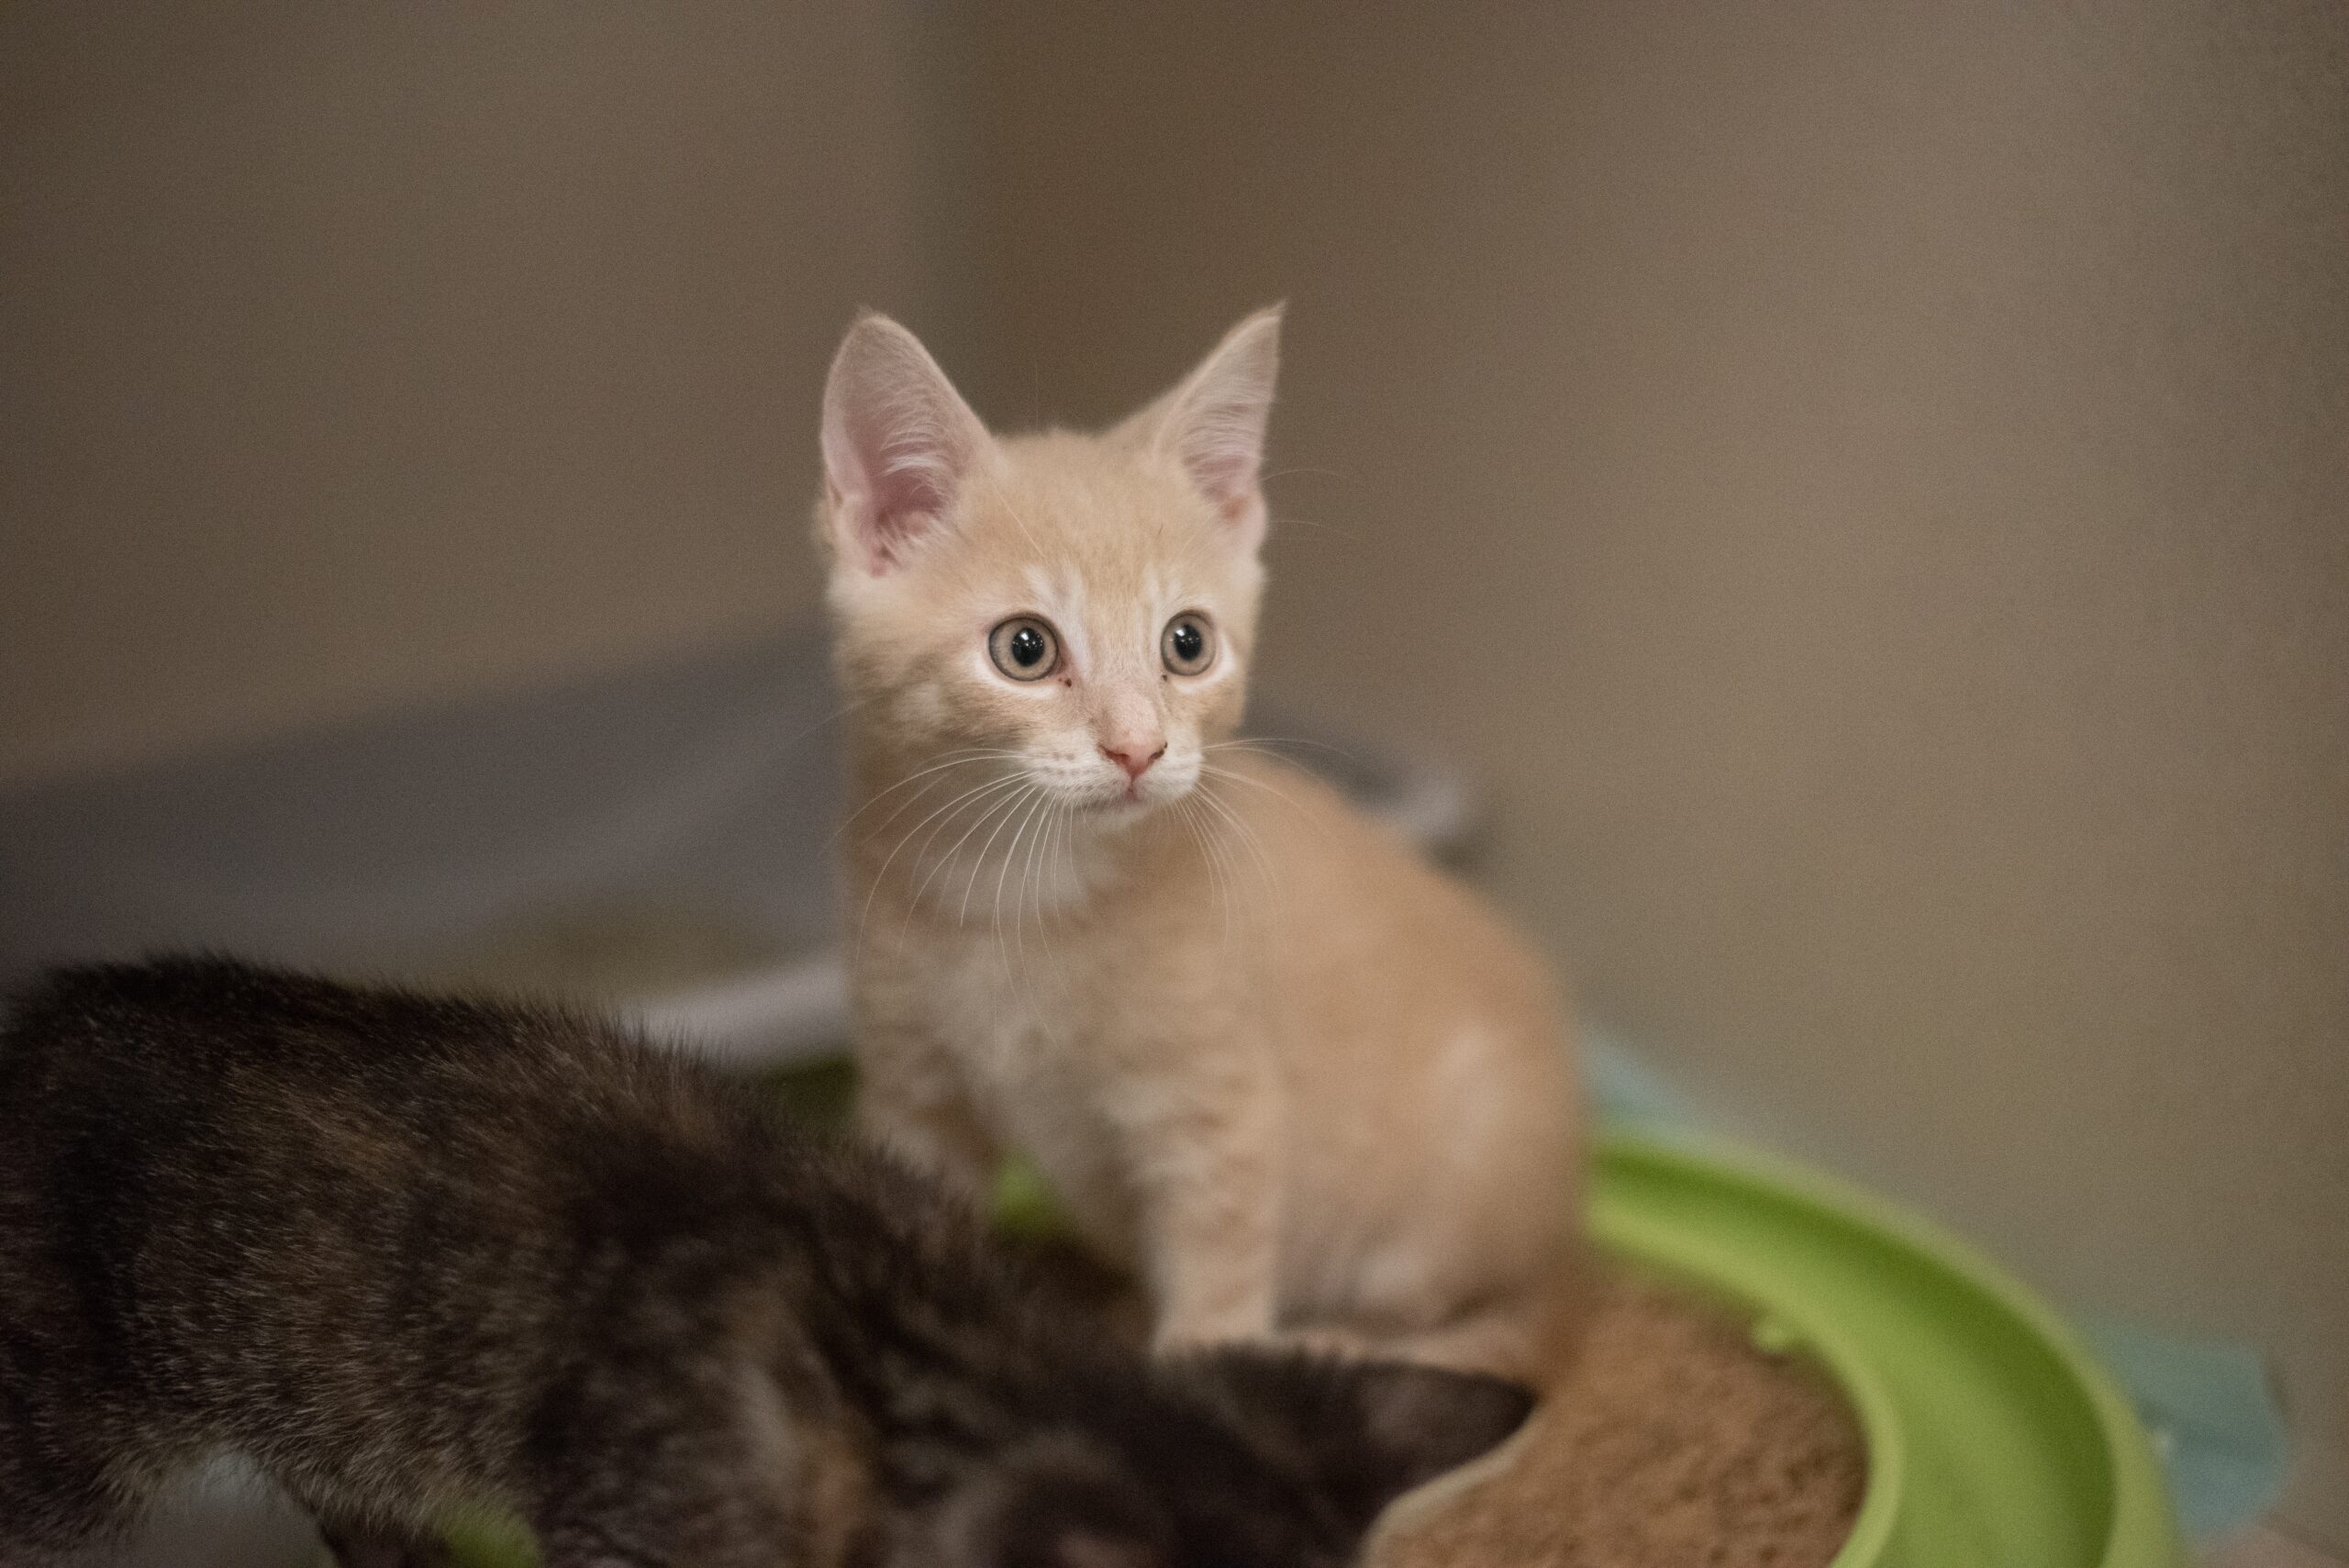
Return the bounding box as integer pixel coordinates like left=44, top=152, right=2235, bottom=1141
left=1100, top=741, right=1165, bottom=781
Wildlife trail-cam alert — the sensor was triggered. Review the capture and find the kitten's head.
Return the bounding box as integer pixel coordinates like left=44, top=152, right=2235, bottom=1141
left=818, top=309, right=1280, bottom=828
left=920, top=1351, right=1534, bottom=1568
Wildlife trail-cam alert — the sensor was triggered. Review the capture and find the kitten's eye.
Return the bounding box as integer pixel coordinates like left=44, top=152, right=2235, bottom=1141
left=1162, top=613, right=1215, bottom=676
left=988, top=617, right=1061, bottom=681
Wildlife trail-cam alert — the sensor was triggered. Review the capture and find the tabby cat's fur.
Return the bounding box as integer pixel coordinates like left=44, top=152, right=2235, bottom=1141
left=0, top=959, right=1531, bottom=1568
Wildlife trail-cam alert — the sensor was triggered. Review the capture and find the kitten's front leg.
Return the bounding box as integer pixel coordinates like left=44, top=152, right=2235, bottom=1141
left=1124, top=1051, right=1284, bottom=1351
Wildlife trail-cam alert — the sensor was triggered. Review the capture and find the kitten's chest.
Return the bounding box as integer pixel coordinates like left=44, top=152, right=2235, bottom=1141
left=899, top=927, right=1149, bottom=1249
left=908, top=924, right=1097, bottom=1083
left=866, top=840, right=1264, bottom=1076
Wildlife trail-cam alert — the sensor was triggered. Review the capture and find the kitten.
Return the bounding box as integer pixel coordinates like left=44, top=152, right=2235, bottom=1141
left=819, top=309, right=1584, bottom=1382
left=0, top=957, right=1532, bottom=1568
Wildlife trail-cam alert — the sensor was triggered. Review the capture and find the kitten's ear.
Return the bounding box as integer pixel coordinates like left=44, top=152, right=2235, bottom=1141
left=1186, top=1349, right=1534, bottom=1530
left=1126, top=306, right=1282, bottom=548
left=949, top=1444, right=1170, bottom=1568
left=820, top=313, right=993, bottom=574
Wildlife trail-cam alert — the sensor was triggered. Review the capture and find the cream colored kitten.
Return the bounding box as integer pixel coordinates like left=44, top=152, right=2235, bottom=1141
left=816, top=308, right=1583, bottom=1381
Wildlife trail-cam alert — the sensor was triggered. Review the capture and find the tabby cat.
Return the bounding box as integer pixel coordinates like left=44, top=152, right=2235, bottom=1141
left=0, top=958, right=1531, bottom=1568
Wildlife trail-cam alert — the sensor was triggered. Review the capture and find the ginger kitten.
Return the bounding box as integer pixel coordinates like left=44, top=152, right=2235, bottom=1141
left=818, top=309, right=1583, bottom=1381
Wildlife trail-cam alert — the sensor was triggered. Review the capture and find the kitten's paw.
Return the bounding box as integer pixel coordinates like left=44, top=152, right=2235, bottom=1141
left=1149, top=1304, right=1278, bottom=1356
left=1264, top=1323, right=1383, bottom=1362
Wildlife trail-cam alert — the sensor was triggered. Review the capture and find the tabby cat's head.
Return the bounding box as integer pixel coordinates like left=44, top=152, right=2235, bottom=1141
left=818, top=309, right=1280, bottom=828
left=917, top=1349, right=1534, bottom=1568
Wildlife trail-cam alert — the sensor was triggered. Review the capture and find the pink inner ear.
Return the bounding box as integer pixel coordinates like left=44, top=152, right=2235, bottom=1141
left=845, top=435, right=954, bottom=570
left=1154, top=312, right=1278, bottom=537
left=1190, top=451, right=1263, bottom=522
left=821, top=317, right=985, bottom=575
left=1170, top=405, right=1269, bottom=523
left=827, top=405, right=966, bottom=573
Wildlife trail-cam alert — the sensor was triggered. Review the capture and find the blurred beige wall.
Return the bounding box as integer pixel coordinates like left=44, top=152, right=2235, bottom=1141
left=0, top=1, right=938, bottom=784
left=957, top=2, right=2348, bottom=1544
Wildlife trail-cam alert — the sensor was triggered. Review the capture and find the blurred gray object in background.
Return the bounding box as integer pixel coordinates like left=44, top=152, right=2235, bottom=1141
left=0, top=630, right=1473, bottom=1063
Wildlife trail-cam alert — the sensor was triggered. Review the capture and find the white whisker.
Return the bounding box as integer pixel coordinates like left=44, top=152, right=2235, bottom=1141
left=829, top=749, right=1026, bottom=848
left=852, top=771, right=1025, bottom=961
left=916, top=781, right=1032, bottom=924
left=1198, top=762, right=1308, bottom=813
left=1029, top=802, right=1063, bottom=942
left=1206, top=735, right=1362, bottom=766
left=961, top=781, right=1038, bottom=930
left=772, top=693, right=872, bottom=753
left=1012, top=799, right=1045, bottom=970
left=989, top=785, right=1052, bottom=972
left=1176, top=795, right=1236, bottom=947
left=1194, top=782, right=1278, bottom=911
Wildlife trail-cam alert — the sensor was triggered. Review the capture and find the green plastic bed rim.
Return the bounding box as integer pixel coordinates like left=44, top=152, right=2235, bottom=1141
left=444, top=1121, right=2187, bottom=1568
left=1590, top=1130, right=2186, bottom=1568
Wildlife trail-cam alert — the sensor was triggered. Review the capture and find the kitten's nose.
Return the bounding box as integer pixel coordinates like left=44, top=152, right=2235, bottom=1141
left=1100, top=741, right=1165, bottom=781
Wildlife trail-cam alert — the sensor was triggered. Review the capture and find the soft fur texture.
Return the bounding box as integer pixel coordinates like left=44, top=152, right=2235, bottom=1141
left=820, top=310, right=1585, bottom=1381
left=0, top=958, right=1533, bottom=1568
